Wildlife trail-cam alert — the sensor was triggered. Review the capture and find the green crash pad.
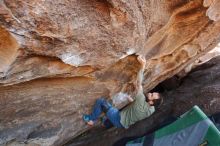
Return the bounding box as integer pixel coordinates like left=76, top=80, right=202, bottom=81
left=126, top=106, right=220, bottom=146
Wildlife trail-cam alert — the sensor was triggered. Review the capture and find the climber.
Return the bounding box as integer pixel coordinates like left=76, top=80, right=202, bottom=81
left=83, top=55, right=163, bottom=129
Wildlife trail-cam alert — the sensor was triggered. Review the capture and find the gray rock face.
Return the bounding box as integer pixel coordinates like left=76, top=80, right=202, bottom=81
left=0, top=0, right=220, bottom=146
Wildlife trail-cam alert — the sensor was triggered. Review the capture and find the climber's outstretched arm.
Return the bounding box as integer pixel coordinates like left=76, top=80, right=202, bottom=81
left=136, top=55, right=146, bottom=94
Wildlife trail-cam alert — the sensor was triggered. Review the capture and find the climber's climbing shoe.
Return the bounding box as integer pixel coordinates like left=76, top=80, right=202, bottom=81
left=83, top=114, right=94, bottom=126
left=83, top=114, right=90, bottom=122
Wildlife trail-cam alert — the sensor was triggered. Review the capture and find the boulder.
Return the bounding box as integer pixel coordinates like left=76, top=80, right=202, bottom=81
left=0, top=0, right=220, bottom=145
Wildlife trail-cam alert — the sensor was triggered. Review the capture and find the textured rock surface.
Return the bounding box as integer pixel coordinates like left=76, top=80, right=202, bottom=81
left=177, top=44, right=220, bottom=77
left=0, top=0, right=220, bottom=146
left=204, top=0, right=220, bottom=21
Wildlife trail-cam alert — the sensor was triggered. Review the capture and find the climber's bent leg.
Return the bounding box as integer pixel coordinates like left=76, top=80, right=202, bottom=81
left=83, top=97, right=112, bottom=126
left=106, top=107, right=124, bottom=128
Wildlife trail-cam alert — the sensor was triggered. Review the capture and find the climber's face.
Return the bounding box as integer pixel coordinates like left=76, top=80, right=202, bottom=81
left=147, top=92, right=160, bottom=105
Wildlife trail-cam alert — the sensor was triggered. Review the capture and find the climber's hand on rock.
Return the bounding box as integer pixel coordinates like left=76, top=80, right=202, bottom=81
left=137, top=55, right=146, bottom=68
left=127, top=96, right=134, bottom=102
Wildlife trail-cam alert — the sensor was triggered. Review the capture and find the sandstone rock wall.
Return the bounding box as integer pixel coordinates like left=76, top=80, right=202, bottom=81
left=0, top=0, right=220, bottom=146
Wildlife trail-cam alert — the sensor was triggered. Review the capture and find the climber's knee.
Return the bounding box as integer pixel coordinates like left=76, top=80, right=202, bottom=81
left=96, top=97, right=106, bottom=104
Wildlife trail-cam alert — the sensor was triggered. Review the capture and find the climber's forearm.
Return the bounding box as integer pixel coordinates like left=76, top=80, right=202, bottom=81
left=136, top=67, right=144, bottom=93
left=136, top=55, right=146, bottom=93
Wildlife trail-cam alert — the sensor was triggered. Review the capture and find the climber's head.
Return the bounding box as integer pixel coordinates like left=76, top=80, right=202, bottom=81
left=145, top=92, right=163, bottom=108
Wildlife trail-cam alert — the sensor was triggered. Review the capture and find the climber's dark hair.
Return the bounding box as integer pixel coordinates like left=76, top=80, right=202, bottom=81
left=145, top=92, right=164, bottom=109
